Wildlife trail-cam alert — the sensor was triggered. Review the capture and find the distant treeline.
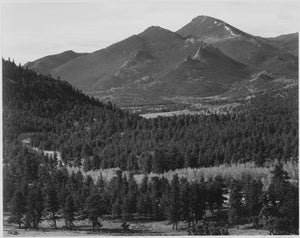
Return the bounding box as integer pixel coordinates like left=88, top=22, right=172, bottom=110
left=3, top=59, right=298, bottom=174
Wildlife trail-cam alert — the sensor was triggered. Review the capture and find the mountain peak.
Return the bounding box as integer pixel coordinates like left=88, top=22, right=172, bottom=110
left=142, top=25, right=171, bottom=34
left=63, top=50, right=76, bottom=54
left=193, top=43, right=222, bottom=61
left=177, top=15, right=248, bottom=42
left=148, top=25, right=163, bottom=30
left=24, top=50, right=86, bottom=74
left=192, top=15, right=220, bottom=23
left=139, top=25, right=183, bottom=42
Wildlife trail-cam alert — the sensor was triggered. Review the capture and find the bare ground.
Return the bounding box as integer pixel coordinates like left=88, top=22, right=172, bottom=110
left=3, top=216, right=269, bottom=236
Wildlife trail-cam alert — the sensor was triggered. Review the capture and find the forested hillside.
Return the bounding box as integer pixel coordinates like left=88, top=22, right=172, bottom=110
left=2, top=59, right=298, bottom=234
left=3, top=59, right=298, bottom=172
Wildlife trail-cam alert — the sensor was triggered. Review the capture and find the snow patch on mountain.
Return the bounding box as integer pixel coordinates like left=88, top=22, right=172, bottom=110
left=224, top=25, right=235, bottom=36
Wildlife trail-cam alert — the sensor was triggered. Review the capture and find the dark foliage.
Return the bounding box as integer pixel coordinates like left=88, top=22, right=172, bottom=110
left=3, top=59, right=298, bottom=175
left=261, top=164, right=299, bottom=234
left=8, top=191, right=26, bottom=228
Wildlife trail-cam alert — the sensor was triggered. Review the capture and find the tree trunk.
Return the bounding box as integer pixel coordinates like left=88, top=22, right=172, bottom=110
left=52, top=212, right=57, bottom=229
left=33, top=217, right=36, bottom=229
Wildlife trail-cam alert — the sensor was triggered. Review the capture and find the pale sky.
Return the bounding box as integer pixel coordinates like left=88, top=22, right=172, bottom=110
left=1, top=0, right=299, bottom=64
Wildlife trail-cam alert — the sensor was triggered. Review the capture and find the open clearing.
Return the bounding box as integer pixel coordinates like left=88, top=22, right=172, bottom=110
left=140, top=109, right=204, bottom=118
left=3, top=216, right=269, bottom=236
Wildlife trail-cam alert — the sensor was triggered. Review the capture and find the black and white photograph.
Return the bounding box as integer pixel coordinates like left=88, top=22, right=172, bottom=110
left=1, top=0, right=299, bottom=236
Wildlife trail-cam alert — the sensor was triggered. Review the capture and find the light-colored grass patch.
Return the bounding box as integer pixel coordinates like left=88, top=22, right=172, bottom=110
left=68, top=160, right=298, bottom=190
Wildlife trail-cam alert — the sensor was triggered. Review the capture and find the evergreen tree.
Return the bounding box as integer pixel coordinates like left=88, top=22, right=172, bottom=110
left=53, top=167, right=69, bottom=190
left=9, top=190, right=26, bottom=228
left=149, top=176, right=161, bottom=219
left=268, top=164, right=290, bottom=205
left=263, top=164, right=299, bottom=234
left=140, top=174, right=148, bottom=194
left=278, top=184, right=299, bottom=234
left=126, top=173, right=138, bottom=217
left=58, top=185, right=67, bottom=211
left=111, top=198, right=122, bottom=218
left=25, top=183, right=44, bottom=229
left=244, top=178, right=263, bottom=217
left=38, top=165, right=51, bottom=186
left=179, top=178, right=192, bottom=229
left=228, top=180, right=243, bottom=228
left=63, top=194, right=76, bottom=230
left=44, top=184, right=60, bottom=229
left=190, top=180, right=206, bottom=225
left=82, top=157, right=92, bottom=172
left=3, top=170, right=17, bottom=212
left=109, top=170, right=123, bottom=218
left=160, top=184, right=170, bottom=220
left=169, top=174, right=180, bottom=230
left=212, top=175, right=226, bottom=211
left=96, top=173, right=105, bottom=193
left=84, top=193, right=105, bottom=231
left=137, top=193, right=152, bottom=217
left=121, top=196, right=131, bottom=221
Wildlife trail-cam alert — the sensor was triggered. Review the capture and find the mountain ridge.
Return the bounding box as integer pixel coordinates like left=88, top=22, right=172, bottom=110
left=24, top=50, right=87, bottom=75
left=24, top=15, right=298, bottom=110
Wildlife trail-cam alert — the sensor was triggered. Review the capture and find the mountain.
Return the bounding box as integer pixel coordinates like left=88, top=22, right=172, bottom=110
left=267, top=33, right=298, bottom=56
left=153, top=43, right=249, bottom=97
left=24, top=16, right=298, bottom=111
left=177, top=15, right=251, bottom=42
left=177, top=16, right=298, bottom=74
left=26, top=26, right=207, bottom=92
left=24, top=25, right=251, bottom=97
left=24, top=50, right=87, bottom=75
left=3, top=59, right=128, bottom=138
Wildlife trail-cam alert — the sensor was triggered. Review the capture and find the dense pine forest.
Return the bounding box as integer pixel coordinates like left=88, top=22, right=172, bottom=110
left=2, top=59, right=299, bottom=235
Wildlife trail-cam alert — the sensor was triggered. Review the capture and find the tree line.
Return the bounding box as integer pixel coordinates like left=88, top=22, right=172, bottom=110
left=7, top=149, right=298, bottom=234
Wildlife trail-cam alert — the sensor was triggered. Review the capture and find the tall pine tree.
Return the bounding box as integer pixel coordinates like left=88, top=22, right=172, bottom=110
left=44, top=183, right=60, bottom=229
left=9, top=190, right=26, bottom=228
left=63, top=194, right=76, bottom=230
left=169, top=174, right=180, bottom=230
left=228, top=180, right=243, bottom=228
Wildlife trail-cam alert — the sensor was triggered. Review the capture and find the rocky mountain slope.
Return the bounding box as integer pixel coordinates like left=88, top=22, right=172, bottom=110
left=152, top=43, right=249, bottom=97
left=24, top=16, right=298, bottom=110
left=177, top=16, right=298, bottom=74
